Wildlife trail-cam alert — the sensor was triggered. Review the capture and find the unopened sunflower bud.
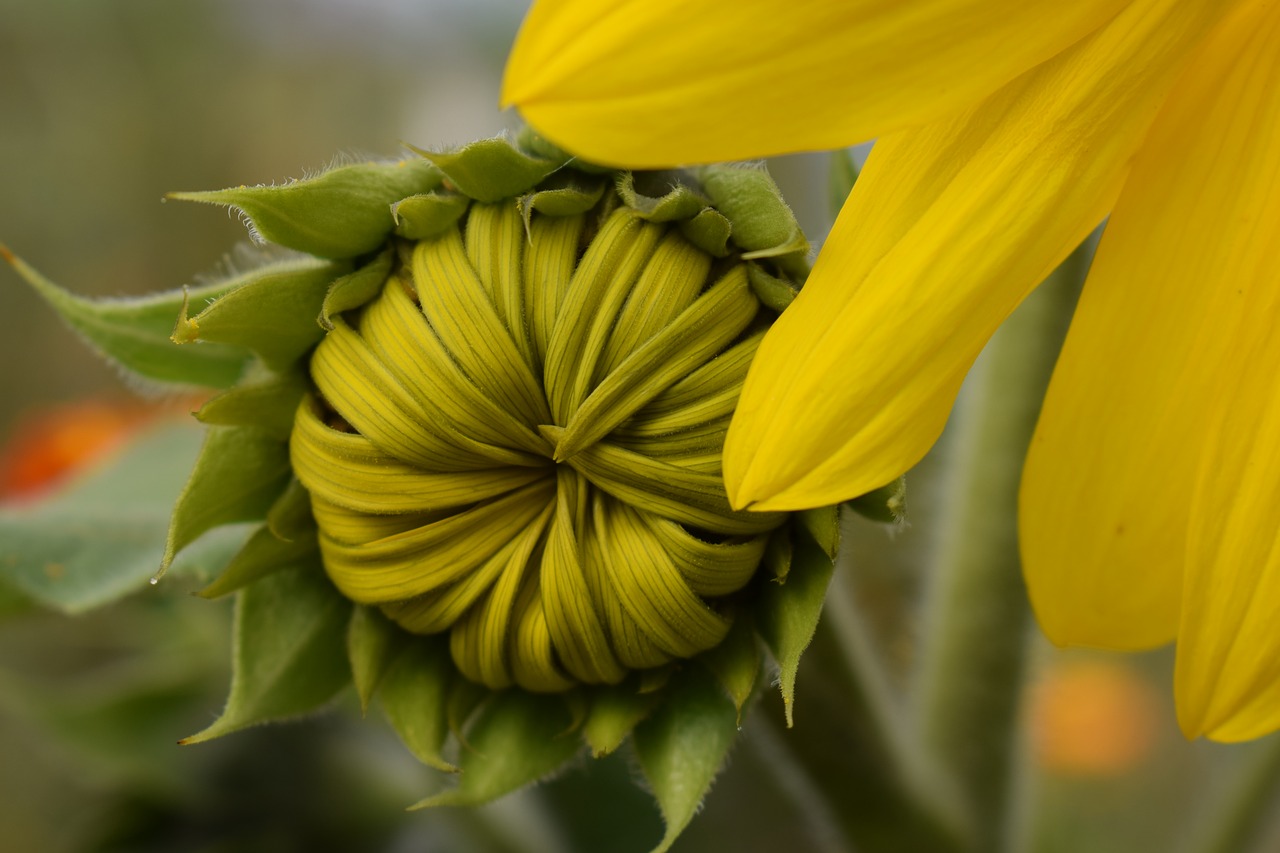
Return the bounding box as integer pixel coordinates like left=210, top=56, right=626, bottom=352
left=7, top=132, right=844, bottom=847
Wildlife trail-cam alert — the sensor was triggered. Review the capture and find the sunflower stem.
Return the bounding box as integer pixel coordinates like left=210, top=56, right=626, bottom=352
left=1181, top=734, right=1280, bottom=853
left=909, top=241, right=1091, bottom=851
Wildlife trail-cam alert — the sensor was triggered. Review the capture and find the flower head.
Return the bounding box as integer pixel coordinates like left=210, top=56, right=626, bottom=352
left=503, top=0, right=1280, bottom=740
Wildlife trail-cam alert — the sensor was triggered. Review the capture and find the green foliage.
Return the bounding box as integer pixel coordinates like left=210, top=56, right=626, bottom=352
left=0, top=423, right=245, bottom=613
left=182, top=565, right=351, bottom=743
left=169, top=159, right=443, bottom=258
left=633, top=667, right=739, bottom=853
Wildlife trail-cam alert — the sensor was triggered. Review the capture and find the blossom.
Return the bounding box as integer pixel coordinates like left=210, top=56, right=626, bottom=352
left=502, top=0, right=1280, bottom=740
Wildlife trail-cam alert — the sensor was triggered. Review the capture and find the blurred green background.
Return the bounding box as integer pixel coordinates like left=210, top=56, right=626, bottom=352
left=1, top=2, right=1277, bottom=852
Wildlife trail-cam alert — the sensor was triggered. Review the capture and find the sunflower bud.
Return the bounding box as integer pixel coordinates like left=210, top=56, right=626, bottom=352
left=7, top=131, right=845, bottom=849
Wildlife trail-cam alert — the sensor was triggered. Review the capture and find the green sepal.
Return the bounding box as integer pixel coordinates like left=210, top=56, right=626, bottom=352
left=196, top=522, right=319, bottom=599
left=847, top=477, right=907, bottom=525
left=799, top=504, right=841, bottom=562
left=678, top=208, right=732, bottom=257
left=617, top=172, right=707, bottom=222
left=159, top=426, right=292, bottom=576
left=181, top=565, right=352, bottom=744
left=266, top=478, right=316, bottom=542
left=412, top=691, right=580, bottom=808
left=828, top=147, right=860, bottom=221
left=763, top=526, right=793, bottom=583
left=168, top=158, right=442, bottom=258
left=173, top=258, right=347, bottom=371
left=633, top=667, right=739, bottom=853
left=697, top=165, right=810, bottom=278
left=698, top=614, right=761, bottom=723
left=519, top=175, right=607, bottom=219
left=413, top=138, right=560, bottom=204
left=746, top=264, right=798, bottom=313
left=0, top=423, right=244, bottom=613
left=3, top=248, right=250, bottom=388
left=347, top=605, right=406, bottom=714
left=379, top=637, right=457, bottom=772
left=755, top=530, right=835, bottom=727
left=320, top=247, right=395, bottom=330
left=392, top=192, right=471, bottom=240
left=195, top=369, right=308, bottom=440
left=582, top=681, right=661, bottom=757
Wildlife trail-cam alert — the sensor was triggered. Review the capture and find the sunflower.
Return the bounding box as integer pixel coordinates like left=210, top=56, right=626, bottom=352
left=502, top=0, right=1280, bottom=741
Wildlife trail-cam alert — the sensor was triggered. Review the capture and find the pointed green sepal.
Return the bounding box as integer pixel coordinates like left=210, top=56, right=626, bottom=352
left=746, top=264, right=798, bottom=313
left=698, top=615, right=762, bottom=723
left=320, top=248, right=395, bottom=330
left=180, top=565, right=352, bottom=744
left=678, top=208, right=732, bottom=258
left=379, top=637, right=457, bottom=771
left=755, top=531, right=836, bottom=727
left=392, top=192, right=471, bottom=240
left=697, top=165, right=810, bottom=278
left=195, top=369, right=309, bottom=440
left=582, top=681, right=660, bottom=757
left=173, top=258, right=347, bottom=371
left=828, top=147, right=860, bottom=221
left=2, top=247, right=250, bottom=388
left=847, top=477, right=907, bottom=525
left=159, top=426, right=292, bottom=577
left=168, top=158, right=442, bottom=258
left=413, top=138, right=560, bottom=204
left=617, top=172, right=707, bottom=222
left=347, top=605, right=406, bottom=714
left=197, top=522, right=319, bottom=599
left=633, top=668, right=740, bottom=853
left=412, top=691, right=580, bottom=808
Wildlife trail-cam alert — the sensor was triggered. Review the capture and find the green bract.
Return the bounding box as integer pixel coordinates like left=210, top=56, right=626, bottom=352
left=4, top=132, right=902, bottom=851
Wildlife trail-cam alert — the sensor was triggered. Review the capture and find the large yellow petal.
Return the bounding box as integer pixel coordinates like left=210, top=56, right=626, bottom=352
left=725, top=0, right=1225, bottom=511
left=1021, top=0, right=1280, bottom=655
left=502, top=0, right=1130, bottom=167
left=1165, top=4, right=1280, bottom=741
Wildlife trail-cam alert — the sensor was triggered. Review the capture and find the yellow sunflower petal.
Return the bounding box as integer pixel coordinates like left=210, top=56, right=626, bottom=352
left=502, top=0, right=1130, bottom=167
left=1021, top=0, right=1280, bottom=656
left=724, top=0, right=1226, bottom=511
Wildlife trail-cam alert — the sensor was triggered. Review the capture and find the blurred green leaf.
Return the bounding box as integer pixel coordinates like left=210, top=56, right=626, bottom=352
left=756, top=530, right=836, bottom=727
left=633, top=668, right=739, bottom=853
left=182, top=565, right=351, bottom=743
left=0, top=423, right=246, bottom=613
left=3, top=248, right=250, bottom=388
left=169, top=158, right=442, bottom=258
left=414, top=691, right=579, bottom=808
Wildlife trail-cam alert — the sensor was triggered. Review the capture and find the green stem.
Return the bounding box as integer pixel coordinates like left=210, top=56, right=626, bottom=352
left=1181, top=735, right=1280, bottom=853
left=909, top=244, right=1089, bottom=851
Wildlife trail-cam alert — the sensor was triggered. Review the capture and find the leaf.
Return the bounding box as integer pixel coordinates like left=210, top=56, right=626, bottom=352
left=415, top=138, right=560, bottom=204
left=195, top=369, right=308, bottom=440
left=582, top=681, right=660, bottom=757
left=0, top=423, right=247, bottom=613
left=755, top=530, right=836, bottom=727
left=197, top=522, right=319, bottom=599
left=698, top=614, right=762, bottom=722
left=633, top=667, right=739, bottom=853
left=320, top=247, right=395, bottom=329
left=379, top=637, right=457, bottom=771
left=347, top=604, right=405, bottom=713
left=181, top=565, right=351, bottom=743
left=169, top=158, right=442, bottom=258
left=413, top=691, right=579, bottom=808
left=2, top=247, right=250, bottom=388
left=160, top=426, right=292, bottom=575
left=172, top=258, right=346, bottom=371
